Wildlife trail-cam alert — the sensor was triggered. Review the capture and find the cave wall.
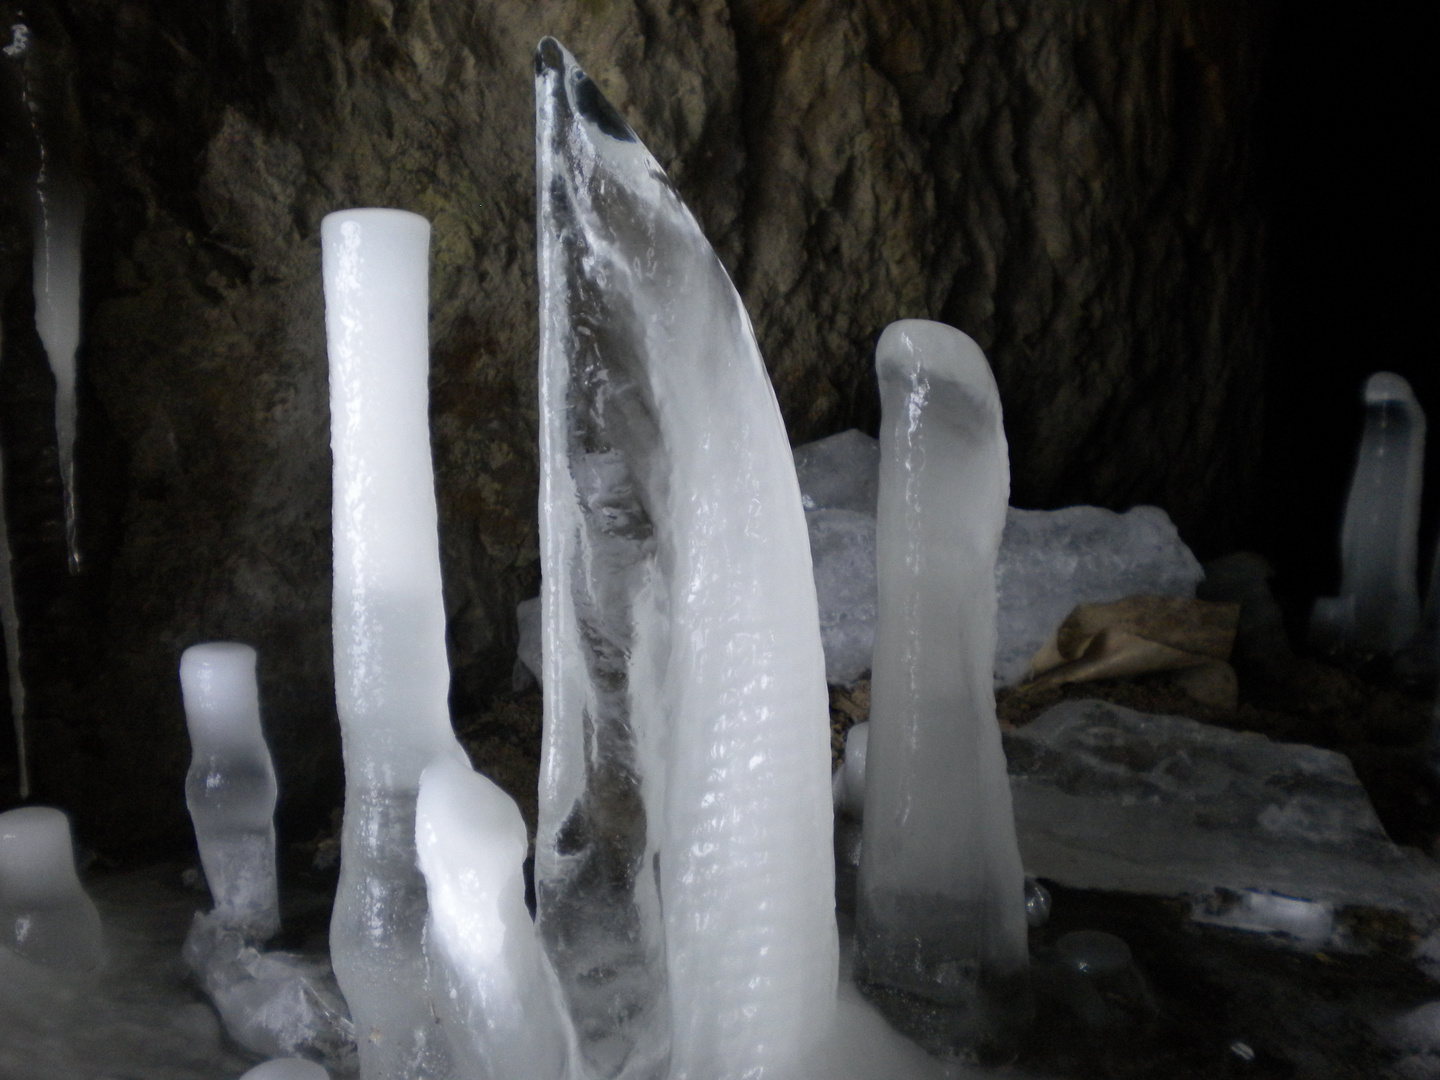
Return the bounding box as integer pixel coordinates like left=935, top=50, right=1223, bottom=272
left=0, top=0, right=1273, bottom=859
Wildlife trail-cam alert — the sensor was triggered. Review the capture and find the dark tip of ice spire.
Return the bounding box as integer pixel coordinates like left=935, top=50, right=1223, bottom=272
left=535, top=36, right=636, bottom=143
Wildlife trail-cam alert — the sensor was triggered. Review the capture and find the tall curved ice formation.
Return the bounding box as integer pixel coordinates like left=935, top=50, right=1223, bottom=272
left=856, top=320, right=1031, bottom=1055
left=1311, top=372, right=1426, bottom=657
left=535, top=37, right=838, bottom=1080
left=322, top=208, right=468, bottom=1080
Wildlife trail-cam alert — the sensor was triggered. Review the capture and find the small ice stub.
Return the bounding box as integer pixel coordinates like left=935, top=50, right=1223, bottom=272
left=322, top=208, right=469, bottom=1080
left=1311, top=372, right=1426, bottom=657
left=415, top=757, right=570, bottom=1080
left=31, top=167, right=85, bottom=572
left=536, top=37, right=837, bottom=1080
left=238, top=1058, right=332, bottom=1080
left=856, top=320, right=1031, bottom=1054
left=180, top=642, right=280, bottom=940
left=0, top=805, right=102, bottom=972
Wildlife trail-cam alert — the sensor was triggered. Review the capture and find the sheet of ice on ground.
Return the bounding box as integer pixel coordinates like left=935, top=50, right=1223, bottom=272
left=794, top=429, right=881, bottom=514
left=995, top=505, right=1204, bottom=687
left=536, top=36, right=836, bottom=1080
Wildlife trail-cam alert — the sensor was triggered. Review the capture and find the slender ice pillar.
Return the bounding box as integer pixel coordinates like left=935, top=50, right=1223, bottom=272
left=0, top=443, right=25, bottom=798
left=1311, top=372, right=1426, bottom=657
left=0, top=805, right=102, bottom=971
left=32, top=168, right=84, bottom=572
left=180, top=642, right=280, bottom=940
left=415, top=757, right=570, bottom=1080
left=855, top=320, right=1031, bottom=1055
left=322, top=208, right=468, bottom=1080
left=536, top=37, right=837, bottom=1080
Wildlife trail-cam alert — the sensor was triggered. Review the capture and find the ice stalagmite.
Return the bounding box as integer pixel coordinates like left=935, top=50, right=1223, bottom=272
left=855, top=320, right=1031, bottom=1055
left=180, top=642, right=281, bottom=940
left=322, top=208, right=469, bottom=1080
left=535, top=38, right=837, bottom=1080
left=415, top=758, right=571, bottom=1080
left=32, top=168, right=84, bottom=572
left=1311, top=372, right=1426, bottom=657
left=0, top=805, right=102, bottom=972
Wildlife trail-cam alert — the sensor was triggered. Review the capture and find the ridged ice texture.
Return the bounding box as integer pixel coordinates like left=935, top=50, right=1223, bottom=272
left=322, top=208, right=468, bottom=1080
left=416, top=758, right=571, bottom=1080
left=535, top=38, right=837, bottom=1080
left=31, top=168, right=84, bottom=572
left=856, top=321, right=1030, bottom=1050
left=1311, top=372, right=1426, bottom=656
left=180, top=642, right=280, bottom=940
left=0, top=806, right=102, bottom=972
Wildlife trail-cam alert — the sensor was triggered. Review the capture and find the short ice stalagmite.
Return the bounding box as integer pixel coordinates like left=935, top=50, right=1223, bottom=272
left=180, top=641, right=280, bottom=940
left=0, top=805, right=102, bottom=972
left=855, top=320, right=1031, bottom=1056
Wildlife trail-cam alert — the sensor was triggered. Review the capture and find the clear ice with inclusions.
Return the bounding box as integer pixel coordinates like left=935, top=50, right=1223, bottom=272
left=535, top=37, right=837, bottom=1080
left=0, top=805, right=102, bottom=972
left=180, top=642, right=280, bottom=940
left=856, top=321, right=1031, bottom=1055
left=1311, top=372, right=1426, bottom=657
left=322, top=208, right=469, bottom=1080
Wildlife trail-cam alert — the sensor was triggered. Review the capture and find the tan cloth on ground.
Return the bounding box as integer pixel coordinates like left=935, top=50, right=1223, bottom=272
left=1027, top=595, right=1241, bottom=707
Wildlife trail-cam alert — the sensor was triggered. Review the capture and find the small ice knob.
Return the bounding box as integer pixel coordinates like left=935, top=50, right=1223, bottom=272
left=180, top=642, right=280, bottom=940
left=238, top=1059, right=331, bottom=1080
left=0, top=805, right=103, bottom=971
left=1024, top=879, right=1052, bottom=927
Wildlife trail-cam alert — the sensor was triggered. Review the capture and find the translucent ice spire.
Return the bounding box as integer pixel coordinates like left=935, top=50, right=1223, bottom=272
left=855, top=320, right=1031, bottom=1055
left=1311, top=372, right=1426, bottom=657
left=0, top=805, right=102, bottom=972
left=32, top=167, right=84, bottom=573
left=180, top=642, right=280, bottom=940
left=535, top=37, right=837, bottom=1080
left=321, top=208, right=468, bottom=1080
left=415, top=757, right=571, bottom=1080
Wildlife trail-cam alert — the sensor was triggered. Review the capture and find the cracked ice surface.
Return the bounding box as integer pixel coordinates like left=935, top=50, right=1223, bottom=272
left=535, top=37, right=836, bottom=1080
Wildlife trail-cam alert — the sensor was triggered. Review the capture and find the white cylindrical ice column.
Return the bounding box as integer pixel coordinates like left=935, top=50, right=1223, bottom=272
left=0, top=805, right=103, bottom=971
left=322, top=208, right=468, bottom=1080
left=1311, top=372, right=1426, bottom=657
left=416, top=758, right=570, bottom=1080
left=856, top=320, right=1031, bottom=1054
left=180, top=642, right=280, bottom=940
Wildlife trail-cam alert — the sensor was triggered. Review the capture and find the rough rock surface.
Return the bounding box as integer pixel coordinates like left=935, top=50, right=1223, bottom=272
left=0, top=0, right=1271, bottom=855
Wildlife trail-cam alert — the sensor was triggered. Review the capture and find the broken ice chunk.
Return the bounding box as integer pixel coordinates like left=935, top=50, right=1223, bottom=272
left=793, top=429, right=882, bottom=513
left=995, top=504, right=1204, bottom=687
left=856, top=320, right=1031, bottom=1054
left=415, top=757, right=569, bottom=1080
left=808, top=508, right=880, bottom=685
left=1310, top=372, right=1426, bottom=658
left=0, top=805, right=102, bottom=972
left=180, top=642, right=280, bottom=940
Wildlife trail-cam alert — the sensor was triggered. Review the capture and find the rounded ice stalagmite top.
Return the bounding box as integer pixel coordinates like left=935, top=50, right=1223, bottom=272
left=180, top=642, right=262, bottom=747
left=237, top=1058, right=331, bottom=1080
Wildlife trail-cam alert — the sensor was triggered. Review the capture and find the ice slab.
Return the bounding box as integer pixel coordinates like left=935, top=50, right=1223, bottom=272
left=536, top=37, right=836, bottom=1079
left=857, top=320, right=1030, bottom=1054
left=807, top=509, right=879, bottom=685
left=181, top=642, right=281, bottom=940
left=995, top=505, right=1204, bottom=687
left=0, top=806, right=102, bottom=971
left=1006, top=699, right=1440, bottom=927
left=415, top=757, right=570, bottom=1080
left=793, top=429, right=881, bottom=514
left=183, top=910, right=355, bottom=1072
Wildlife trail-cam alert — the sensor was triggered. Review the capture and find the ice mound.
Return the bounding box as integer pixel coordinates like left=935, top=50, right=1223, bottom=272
left=794, top=428, right=881, bottom=514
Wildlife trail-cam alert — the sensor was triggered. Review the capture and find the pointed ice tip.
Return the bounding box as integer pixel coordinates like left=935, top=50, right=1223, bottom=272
left=535, top=36, right=636, bottom=143
left=1364, top=371, right=1417, bottom=407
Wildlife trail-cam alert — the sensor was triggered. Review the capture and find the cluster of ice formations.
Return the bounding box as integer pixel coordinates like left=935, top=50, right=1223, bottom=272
left=181, top=641, right=280, bottom=939
left=0, top=806, right=102, bottom=972
left=1311, top=372, right=1427, bottom=658
left=534, top=36, right=837, bottom=1078
left=855, top=320, right=1031, bottom=1053
left=322, top=207, right=471, bottom=1079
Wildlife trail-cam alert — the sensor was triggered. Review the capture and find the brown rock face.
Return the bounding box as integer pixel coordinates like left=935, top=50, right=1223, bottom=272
left=0, top=0, right=1270, bottom=858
